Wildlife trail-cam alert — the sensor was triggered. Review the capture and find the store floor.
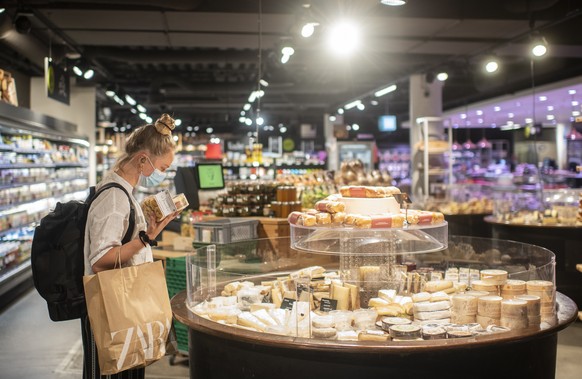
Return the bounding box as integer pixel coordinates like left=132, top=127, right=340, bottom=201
left=1, top=289, right=581, bottom=379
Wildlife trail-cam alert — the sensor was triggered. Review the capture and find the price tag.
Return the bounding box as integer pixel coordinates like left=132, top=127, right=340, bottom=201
left=319, top=298, right=338, bottom=312
left=280, top=297, right=296, bottom=310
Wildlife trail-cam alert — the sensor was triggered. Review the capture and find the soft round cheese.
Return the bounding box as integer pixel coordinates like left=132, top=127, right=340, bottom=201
left=502, top=279, right=526, bottom=291
left=526, top=280, right=554, bottom=291
left=476, top=314, right=501, bottom=328
left=451, top=313, right=477, bottom=324
left=477, top=296, right=503, bottom=317
left=480, top=269, right=508, bottom=285
left=501, top=299, right=528, bottom=318
left=389, top=324, right=422, bottom=339
left=471, top=280, right=499, bottom=293
left=451, top=294, right=478, bottom=314
left=500, top=316, right=528, bottom=330
left=515, top=295, right=541, bottom=316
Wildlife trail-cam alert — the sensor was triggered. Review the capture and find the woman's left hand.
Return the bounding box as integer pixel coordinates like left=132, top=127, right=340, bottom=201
left=146, top=211, right=180, bottom=240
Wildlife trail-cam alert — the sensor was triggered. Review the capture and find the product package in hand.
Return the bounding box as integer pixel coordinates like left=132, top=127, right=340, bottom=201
left=141, top=190, right=189, bottom=221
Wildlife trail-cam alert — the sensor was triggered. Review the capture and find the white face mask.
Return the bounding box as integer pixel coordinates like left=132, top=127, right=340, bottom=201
left=140, top=156, right=167, bottom=187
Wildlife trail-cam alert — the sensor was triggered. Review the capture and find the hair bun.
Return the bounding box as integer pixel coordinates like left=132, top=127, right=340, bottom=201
left=154, top=114, right=175, bottom=136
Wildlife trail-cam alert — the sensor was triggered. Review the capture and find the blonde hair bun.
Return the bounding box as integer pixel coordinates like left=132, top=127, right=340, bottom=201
left=154, top=114, right=175, bottom=136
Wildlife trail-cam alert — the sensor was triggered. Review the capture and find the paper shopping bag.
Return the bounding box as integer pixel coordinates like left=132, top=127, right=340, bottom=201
left=83, top=260, right=173, bottom=375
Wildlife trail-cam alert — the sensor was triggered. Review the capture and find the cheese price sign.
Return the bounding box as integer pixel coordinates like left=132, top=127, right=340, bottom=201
left=44, top=57, right=70, bottom=105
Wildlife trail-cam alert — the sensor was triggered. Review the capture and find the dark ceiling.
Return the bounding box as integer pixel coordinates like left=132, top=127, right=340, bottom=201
left=1, top=0, right=582, bottom=135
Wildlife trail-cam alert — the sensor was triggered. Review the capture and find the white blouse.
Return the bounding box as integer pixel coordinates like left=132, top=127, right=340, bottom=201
left=83, top=172, right=152, bottom=275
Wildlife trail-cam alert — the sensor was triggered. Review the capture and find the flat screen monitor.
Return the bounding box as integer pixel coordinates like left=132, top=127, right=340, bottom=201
left=174, top=167, right=200, bottom=210
left=378, top=115, right=397, bottom=132
left=195, top=163, right=225, bottom=190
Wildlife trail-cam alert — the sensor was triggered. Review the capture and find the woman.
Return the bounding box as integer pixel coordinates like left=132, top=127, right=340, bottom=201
left=82, top=114, right=178, bottom=379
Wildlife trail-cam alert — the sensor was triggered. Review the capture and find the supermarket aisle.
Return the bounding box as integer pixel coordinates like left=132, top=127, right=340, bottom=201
left=1, top=289, right=581, bottom=379
left=0, top=289, right=189, bottom=379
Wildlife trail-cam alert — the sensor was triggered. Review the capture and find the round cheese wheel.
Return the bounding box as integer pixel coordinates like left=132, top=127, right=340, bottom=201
left=463, top=290, right=490, bottom=298
left=515, top=295, right=541, bottom=316
left=500, top=299, right=528, bottom=318
left=477, top=296, right=503, bottom=317
left=451, top=294, right=478, bottom=314
left=447, top=330, right=475, bottom=338
left=312, top=315, right=335, bottom=329
left=413, top=300, right=450, bottom=313
left=500, top=316, right=528, bottom=330
left=421, top=326, right=447, bottom=340
left=480, top=269, right=508, bottom=285
left=381, top=316, right=411, bottom=332
left=528, top=315, right=542, bottom=327
left=312, top=327, right=338, bottom=339
left=501, top=279, right=526, bottom=291
left=526, top=280, right=554, bottom=291
left=471, top=280, right=499, bottom=293
left=389, top=324, right=422, bottom=339
left=451, top=313, right=477, bottom=324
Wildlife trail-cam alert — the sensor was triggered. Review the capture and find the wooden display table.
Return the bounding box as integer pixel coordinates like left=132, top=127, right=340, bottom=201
left=172, top=289, right=577, bottom=379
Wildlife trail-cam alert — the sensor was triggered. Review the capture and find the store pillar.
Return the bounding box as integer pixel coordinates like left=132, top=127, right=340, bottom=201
left=324, top=112, right=339, bottom=171
left=409, top=73, right=445, bottom=198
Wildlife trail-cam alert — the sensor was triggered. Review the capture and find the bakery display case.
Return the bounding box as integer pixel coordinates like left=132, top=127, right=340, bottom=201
left=172, top=228, right=576, bottom=379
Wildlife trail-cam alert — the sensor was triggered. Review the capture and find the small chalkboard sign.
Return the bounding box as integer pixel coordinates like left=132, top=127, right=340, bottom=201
left=280, top=297, right=296, bottom=310
left=319, top=298, right=338, bottom=312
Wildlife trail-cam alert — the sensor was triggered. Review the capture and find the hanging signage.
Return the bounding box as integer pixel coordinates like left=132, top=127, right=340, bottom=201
left=44, top=57, right=70, bottom=105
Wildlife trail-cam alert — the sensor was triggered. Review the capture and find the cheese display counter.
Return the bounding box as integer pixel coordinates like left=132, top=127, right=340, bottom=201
left=171, top=232, right=577, bottom=379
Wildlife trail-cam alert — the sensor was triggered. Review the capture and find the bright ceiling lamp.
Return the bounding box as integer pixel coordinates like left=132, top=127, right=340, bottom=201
left=281, top=46, right=295, bottom=64
left=243, top=103, right=251, bottom=111
left=73, top=66, right=83, bottom=76
left=125, top=94, right=137, bottom=106
left=380, top=0, right=407, bottom=5
left=260, top=79, right=269, bottom=87
left=301, top=22, right=319, bottom=38
left=436, top=72, right=448, bottom=81
left=531, top=36, right=548, bottom=57
left=344, top=99, right=362, bottom=110
left=484, top=58, right=499, bottom=73
left=374, top=84, right=397, bottom=97
left=83, top=69, right=94, bottom=79
left=327, top=20, right=360, bottom=57
left=136, top=104, right=147, bottom=113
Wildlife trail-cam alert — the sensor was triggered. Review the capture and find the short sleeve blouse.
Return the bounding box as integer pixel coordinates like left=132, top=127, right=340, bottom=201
left=83, top=172, right=151, bottom=275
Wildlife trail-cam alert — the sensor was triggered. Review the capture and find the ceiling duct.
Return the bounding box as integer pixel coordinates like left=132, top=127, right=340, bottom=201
left=0, top=12, right=47, bottom=69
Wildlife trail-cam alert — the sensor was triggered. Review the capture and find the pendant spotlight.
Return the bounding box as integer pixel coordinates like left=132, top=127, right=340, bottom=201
left=380, top=0, right=407, bottom=5
left=484, top=57, right=499, bottom=73
left=531, top=36, right=548, bottom=57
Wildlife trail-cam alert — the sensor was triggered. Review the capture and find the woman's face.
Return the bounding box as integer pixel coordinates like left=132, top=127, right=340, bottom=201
left=142, top=150, right=174, bottom=176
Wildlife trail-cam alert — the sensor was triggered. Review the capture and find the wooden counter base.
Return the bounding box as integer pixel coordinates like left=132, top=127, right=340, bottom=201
left=172, top=291, right=577, bottom=379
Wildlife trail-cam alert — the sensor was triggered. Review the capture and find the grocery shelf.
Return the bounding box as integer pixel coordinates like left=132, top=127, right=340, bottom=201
left=0, top=222, right=37, bottom=236
left=0, top=176, right=88, bottom=190
left=0, top=163, right=88, bottom=169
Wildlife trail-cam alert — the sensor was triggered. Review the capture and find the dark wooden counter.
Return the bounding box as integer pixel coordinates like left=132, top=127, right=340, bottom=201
left=172, top=290, right=577, bottom=379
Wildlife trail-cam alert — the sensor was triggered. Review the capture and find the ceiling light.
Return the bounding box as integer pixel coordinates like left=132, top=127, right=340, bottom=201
left=370, top=100, right=379, bottom=106
left=281, top=46, right=295, bottom=56
left=239, top=117, right=246, bottom=123
left=478, top=118, right=483, bottom=124
left=572, top=101, right=579, bottom=106
left=105, top=89, right=116, bottom=97
left=352, top=123, right=360, bottom=131
left=256, top=116, right=264, bottom=126
left=508, top=113, right=514, bottom=118
left=83, top=69, right=94, bottom=79
left=125, top=94, right=136, bottom=106
left=460, top=113, right=467, bottom=119
left=476, top=110, right=483, bottom=116
left=525, top=118, right=533, bottom=124
left=539, top=96, right=547, bottom=101
left=206, top=127, right=213, bottom=134
left=374, top=84, right=397, bottom=97
left=0, top=8, right=5, bottom=14
left=494, top=106, right=501, bottom=112
left=280, top=126, right=287, bottom=133
left=531, top=36, right=548, bottom=57
left=573, top=111, right=581, bottom=116
left=380, top=0, right=407, bottom=5
left=73, top=66, right=83, bottom=76
left=281, top=54, right=291, bottom=64
left=327, top=20, right=360, bottom=56
left=547, top=105, right=554, bottom=111
left=568, top=89, right=576, bottom=95
left=245, top=118, right=253, bottom=126
left=139, top=113, right=147, bottom=120
left=175, top=119, right=182, bottom=126
left=194, top=126, right=200, bottom=131
left=329, top=115, right=336, bottom=122
left=240, top=111, right=245, bottom=116
left=187, top=126, right=193, bottom=131
left=344, top=100, right=361, bottom=110
left=301, top=22, right=319, bottom=38
left=357, top=103, right=365, bottom=110
left=243, top=103, right=251, bottom=111
left=137, top=104, right=147, bottom=113
left=248, top=91, right=258, bottom=103
left=260, top=79, right=269, bottom=87
left=484, top=59, right=499, bottom=73
left=130, top=108, right=137, bottom=114
left=546, top=115, right=555, bottom=120
left=436, top=72, right=448, bottom=81
left=337, top=108, right=344, bottom=114
left=145, top=116, right=153, bottom=123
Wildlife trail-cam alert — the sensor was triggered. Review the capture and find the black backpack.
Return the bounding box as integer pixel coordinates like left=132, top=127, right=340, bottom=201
left=31, top=182, right=135, bottom=321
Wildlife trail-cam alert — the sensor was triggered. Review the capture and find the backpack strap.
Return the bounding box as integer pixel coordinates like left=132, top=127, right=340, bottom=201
left=91, top=183, right=136, bottom=244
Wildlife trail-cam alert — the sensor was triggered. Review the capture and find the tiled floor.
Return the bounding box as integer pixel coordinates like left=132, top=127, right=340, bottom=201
left=1, top=289, right=581, bottom=379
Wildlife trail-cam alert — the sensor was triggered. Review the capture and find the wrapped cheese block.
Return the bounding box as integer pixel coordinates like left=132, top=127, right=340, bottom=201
left=315, top=199, right=346, bottom=214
